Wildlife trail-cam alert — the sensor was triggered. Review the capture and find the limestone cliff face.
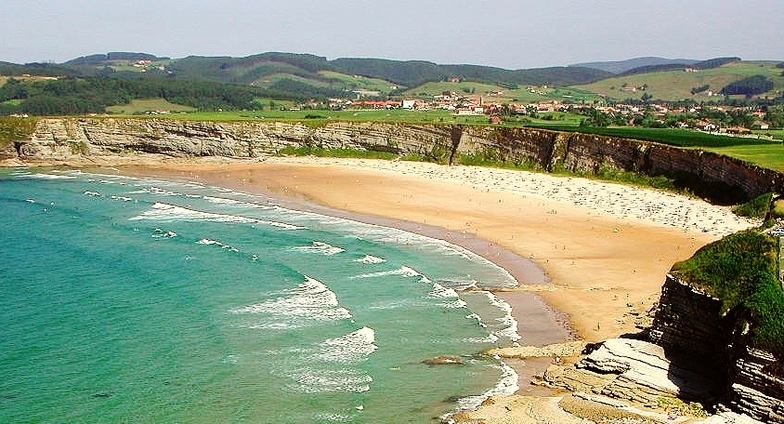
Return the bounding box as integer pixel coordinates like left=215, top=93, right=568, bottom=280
left=459, top=126, right=784, bottom=204
left=19, top=118, right=457, bottom=162
left=10, top=117, right=784, bottom=204
left=649, top=275, right=784, bottom=422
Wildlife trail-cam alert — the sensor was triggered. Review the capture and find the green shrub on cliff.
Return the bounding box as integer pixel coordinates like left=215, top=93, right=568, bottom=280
left=671, top=230, right=784, bottom=354
left=732, top=192, right=773, bottom=219
left=0, top=116, right=38, bottom=147
left=277, top=145, right=399, bottom=160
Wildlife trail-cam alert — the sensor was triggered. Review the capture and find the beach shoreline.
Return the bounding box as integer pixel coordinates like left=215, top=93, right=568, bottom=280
left=5, top=155, right=760, bottom=419
left=111, top=160, right=577, bottom=342
left=13, top=154, right=758, bottom=341
left=93, top=155, right=756, bottom=340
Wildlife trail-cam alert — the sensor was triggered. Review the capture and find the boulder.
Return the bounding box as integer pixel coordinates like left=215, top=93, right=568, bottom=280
left=422, top=355, right=463, bottom=365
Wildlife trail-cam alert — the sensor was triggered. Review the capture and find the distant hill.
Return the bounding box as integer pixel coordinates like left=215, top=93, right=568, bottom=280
left=15, top=51, right=611, bottom=91
left=328, top=58, right=611, bottom=88
left=0, top=51, right=614, bottom=104
left=617, top=57, right=741, bottom=77
left=65, top=52, right=170, bottom=66
left=572, top=59, right=784, bottom=102
left=570, top=57, right=699, bottom=74
left=0, top=61, right=79, bottom=78
left=2, top=51, right=782, bottom=116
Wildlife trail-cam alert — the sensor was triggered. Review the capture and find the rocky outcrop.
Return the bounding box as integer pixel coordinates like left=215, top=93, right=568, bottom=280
left=730, top=348, right=784, bottom=422
left=422, top=355, right=464, bottom=365
left=648, top=275, right=784, bottom=422
left=542, top=338, right=719, bottom=406
left=648, top=275, right=732, bottom=375
left=7, top=117, right=784, bottom=204
left=537, top=276, right=784, bottom=421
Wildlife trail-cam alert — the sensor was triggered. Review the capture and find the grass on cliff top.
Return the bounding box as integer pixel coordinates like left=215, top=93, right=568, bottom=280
left=671, top=230, right=784, bottom=355
left=703, top=144, right=784, bottom=173
left=733, top=192, right=773, bottom=219
left=277, top=145, right=415, bottom=161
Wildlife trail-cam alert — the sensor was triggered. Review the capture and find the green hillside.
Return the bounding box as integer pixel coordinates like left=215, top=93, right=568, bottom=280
left=404, top=80, right=601, bottom=104
left=53, top=52, right=611, bottom=94
left=573, top=60, right=784, bottom=102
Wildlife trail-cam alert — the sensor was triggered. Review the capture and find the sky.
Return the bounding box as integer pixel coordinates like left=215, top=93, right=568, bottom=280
left=1, top=0, right=782, bottom=69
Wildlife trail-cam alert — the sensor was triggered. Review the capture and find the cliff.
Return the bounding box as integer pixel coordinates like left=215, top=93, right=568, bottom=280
left=649, top=275, right=784, bottom=422
left=6, top=117, right=784, bottom=204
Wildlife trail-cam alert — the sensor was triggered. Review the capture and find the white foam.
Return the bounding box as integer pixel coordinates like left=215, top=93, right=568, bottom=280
left=288, top=368, right=373, bottom=393
left=110, top=195, right=133, bottom=202
left=130, top=202, right=303, bottom=229
left=25, top=173, right=76, bottom=180
left=202, top=195, right=244, bottom=205
left=262, top=220, right=304, bottom=230
left=262, top=206, right=518, bottom=288
left=465, top=313, right=483, bottom=326
left=456, top=361, right=519, bottom=411
left=351, top=266, right=430, bottom=283
left=437, top=278, right=478, bottom=291
left=196, top=238, right=239, bottom=252
left=146, top=186, right=183, bottom=196
left=355, top=254, right=386, bottom=264
left=231, top=276, right=352, bottom=323
left=461, top=334, right=500, bottom=344
left=475, top=291, right=520, bottom=343
left=292, top=241, right=345, bottom=256
left=313, top=412, right=351, bottom=422
left=130, top=202, right=255, bottom=223
left=427, top=283, right=467, bottom=308
left=429, top=283, right=459, bottom=299
left=150, top=228, right=177, bottom=238
left=82, top=190, right=100, bottom=197
left=318, top=327, right=378, bottom=363
left=283, top=328, right=377, bottom=394
left=441, top=299, right=469, bottom=309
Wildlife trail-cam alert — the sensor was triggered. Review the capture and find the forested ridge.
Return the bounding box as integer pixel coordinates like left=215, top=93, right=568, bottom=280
left=0, top=51, right=781, bottom=116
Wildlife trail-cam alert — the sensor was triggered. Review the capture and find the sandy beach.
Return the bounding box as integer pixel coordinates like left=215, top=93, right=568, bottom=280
left=100, top=155, right=758, bottom=343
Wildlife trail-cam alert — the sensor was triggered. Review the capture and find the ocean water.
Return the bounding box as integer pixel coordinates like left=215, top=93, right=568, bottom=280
left=0, top=168, right=522, bottom=423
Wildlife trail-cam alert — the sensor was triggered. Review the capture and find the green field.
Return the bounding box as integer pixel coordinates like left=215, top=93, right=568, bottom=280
left=317, top=71, right=401, bottom=93
left=248, top=70, right=399, bottom=96
left=704, top=144, right=784, bottom=171
left=403, top=81, right=601, bottom=104
left=573, top=61, right=784, bottom=101
left=169, top=108, right=493, bottom=125
left=106, top=98, right=196, bottom=114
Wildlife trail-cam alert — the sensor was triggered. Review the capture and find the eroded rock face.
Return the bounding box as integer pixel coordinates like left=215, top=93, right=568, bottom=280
left=543, top=338, right=718, bottom=405
left=10, top=118, right=784, bottom=204
left=649, top=275, right=784, bottom=422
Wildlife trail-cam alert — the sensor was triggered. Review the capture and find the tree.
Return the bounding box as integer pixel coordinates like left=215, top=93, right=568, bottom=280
left=0, top=117, right=38, bottom=154
left=720, top=75, right=774, bottom=97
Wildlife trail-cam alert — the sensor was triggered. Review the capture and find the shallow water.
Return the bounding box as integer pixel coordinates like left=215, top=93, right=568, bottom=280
left=0, top=168, right=523, bottom=423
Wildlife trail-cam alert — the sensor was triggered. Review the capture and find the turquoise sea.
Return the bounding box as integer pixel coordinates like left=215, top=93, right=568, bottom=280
left=0, top=168, right=523, bottom=423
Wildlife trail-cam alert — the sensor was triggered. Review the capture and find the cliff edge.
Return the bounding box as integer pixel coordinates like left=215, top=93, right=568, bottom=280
left=4, top=117, right=784, bottom=205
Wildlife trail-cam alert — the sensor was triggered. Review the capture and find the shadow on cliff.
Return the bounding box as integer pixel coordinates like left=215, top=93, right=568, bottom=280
left=669, top=171, right=752, bottom=206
